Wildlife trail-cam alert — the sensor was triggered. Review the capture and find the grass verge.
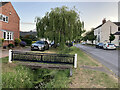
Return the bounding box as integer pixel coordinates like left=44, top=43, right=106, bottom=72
left=1, top=46, right=119, bottom=88
left=2, top=56, right=70, bottom=88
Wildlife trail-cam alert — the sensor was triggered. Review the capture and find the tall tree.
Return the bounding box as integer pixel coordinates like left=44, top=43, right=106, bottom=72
left=83, top=29, right=96, bottom=44
left=36, top=6, right=84, bottom=48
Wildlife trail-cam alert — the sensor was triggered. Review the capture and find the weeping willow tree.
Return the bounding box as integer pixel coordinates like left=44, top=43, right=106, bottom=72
left=36, top=6, right=85, bottom=48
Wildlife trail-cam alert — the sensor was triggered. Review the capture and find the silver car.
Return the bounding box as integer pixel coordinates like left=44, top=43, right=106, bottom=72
left=31, top=41, right=49, bottom=51
left=103, top=43, right=116, bottom=50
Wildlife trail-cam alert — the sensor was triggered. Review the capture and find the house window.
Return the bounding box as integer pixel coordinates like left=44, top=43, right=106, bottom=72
left=118, top=27, right=120, bottom=31
left=98, top=35, right=100, bottom=42
left=7, top=32, right=9, bottom=39
left=0, top=13, right=9, bottom=23
left=98, top=29, right=100, bottom=34
left=6, top=16, right=8, bottom=22
left=0, top=14, right=2, bottom=20
left=3, top=32, right=6, bottom=39
left=3, top=16, right=5, bottom=22
left=3, top=31, right=13, bottom=40
left=10, top=32, right=13, bottom=40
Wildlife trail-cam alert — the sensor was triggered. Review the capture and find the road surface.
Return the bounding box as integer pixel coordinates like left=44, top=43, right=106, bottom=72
left=75, top=44, right=120, bottom=77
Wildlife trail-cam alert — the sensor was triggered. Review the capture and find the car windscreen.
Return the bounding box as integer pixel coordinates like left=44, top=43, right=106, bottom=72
left=108, top=44, right=114, bottom=45
left=35, top=41, right=44, bottom=44
left=99, top=43, right=104, bottom=45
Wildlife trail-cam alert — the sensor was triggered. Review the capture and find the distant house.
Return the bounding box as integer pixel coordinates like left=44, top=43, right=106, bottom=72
left=0, top=2, right=20, bottom=46
left=94, top=19, right=120, bottom=46
left=20, top=31, right=37, bottom=37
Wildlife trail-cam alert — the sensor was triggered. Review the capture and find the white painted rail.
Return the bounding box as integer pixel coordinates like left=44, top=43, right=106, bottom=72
left=9, top=49, right=12, bottom=63
left=74, top=53, right=77, bottom=68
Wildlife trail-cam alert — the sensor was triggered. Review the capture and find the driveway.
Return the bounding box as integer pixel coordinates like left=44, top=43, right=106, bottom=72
left=75, top=44, right=119, bottom=77
left=0, top=46, right=31, bottom=58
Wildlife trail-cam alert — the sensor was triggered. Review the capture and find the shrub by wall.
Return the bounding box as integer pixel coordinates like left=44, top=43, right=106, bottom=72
left=21, top=39, right=32, bottom=46
left=14, top=38, right=21, bottom=46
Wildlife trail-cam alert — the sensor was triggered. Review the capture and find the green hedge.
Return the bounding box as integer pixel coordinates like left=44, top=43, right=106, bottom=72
left=21, top=39, right=32, bottom=46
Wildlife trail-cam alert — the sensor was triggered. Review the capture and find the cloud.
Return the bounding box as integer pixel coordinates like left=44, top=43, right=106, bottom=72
left=20, top=22, right=36, bottom=32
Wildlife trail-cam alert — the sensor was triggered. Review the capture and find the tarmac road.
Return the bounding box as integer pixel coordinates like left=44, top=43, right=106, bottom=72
left=75, top=44, right=120, bottom=77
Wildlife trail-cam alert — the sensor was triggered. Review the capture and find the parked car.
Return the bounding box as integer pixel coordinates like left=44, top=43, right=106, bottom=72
left=95, top=43, right=99, bottom=48
left=82, top=42, right=86, bottom=45
left=98, top=43, right=104, bottom=48
left=50, top=41, right=60, bottom=47
left=50, top=41, right=54, bottom=47
left=103, top=43, right=116, bottom=50
left=96, top=43, right=104, bottom=48
left=31, top=41, right=49, bottom=51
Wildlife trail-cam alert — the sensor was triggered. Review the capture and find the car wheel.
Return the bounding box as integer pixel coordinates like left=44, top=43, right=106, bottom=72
left=103, top=47, right=106, bottom=50
left=47, top=46, right=49, bottom=50
left=31, top=49, right=34, bottom=51
left=42, top=47, right=45, bottom=51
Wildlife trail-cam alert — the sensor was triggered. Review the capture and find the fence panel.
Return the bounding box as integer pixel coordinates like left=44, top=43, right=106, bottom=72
left=11, top=51, right=75, bottom=65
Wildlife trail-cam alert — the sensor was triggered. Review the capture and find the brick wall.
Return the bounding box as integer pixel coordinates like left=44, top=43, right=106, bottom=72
left=0, top=2, right=20, bottom=46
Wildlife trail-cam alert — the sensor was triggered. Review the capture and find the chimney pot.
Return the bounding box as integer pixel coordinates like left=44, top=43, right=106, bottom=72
left=102, top=18, right=106, bottom=24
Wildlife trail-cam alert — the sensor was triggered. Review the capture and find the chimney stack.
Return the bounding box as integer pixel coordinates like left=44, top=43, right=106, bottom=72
left=102, top=18, right=106, bottom=24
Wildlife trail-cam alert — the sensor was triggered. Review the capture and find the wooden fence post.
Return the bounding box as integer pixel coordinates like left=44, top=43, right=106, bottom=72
left=74, top=53, right=77, bottom=68
left=9, top=49, right=12, bottom=63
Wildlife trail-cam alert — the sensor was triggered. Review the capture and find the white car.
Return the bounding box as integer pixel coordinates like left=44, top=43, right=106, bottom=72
left=82, top=42, right=86, bottom=45
left=103, top=43, right=116, bottom=50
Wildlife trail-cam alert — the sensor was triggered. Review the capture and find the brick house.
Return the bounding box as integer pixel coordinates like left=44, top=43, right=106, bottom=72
left=0, top=2, right=20, bottom=46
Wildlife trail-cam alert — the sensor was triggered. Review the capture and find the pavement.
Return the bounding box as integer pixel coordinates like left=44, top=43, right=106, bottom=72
left=0, top=46, right=31, bottom=58
left=75, top=44, right=120, bottom=77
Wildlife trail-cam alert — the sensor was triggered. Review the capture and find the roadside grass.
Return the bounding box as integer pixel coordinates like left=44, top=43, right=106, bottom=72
left=44, top=69, right=70, bottom=88
left=1, top=46, right=119, bottom=88
left=116, top=47, right=120, bottom=50
left=1, top=56, right=70, bottom=88
left=69, top=68, right=118, bottom=88
left=68, top=47, right=118, bottom=88
left=60, top=46, right=100, bottom=67
left=2, top=65, right=34, bottom=88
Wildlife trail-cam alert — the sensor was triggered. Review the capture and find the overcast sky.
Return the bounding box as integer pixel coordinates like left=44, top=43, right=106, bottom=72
left=11, top=2, right=118, bottom=32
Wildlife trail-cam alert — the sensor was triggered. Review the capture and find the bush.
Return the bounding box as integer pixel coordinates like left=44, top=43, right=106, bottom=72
left=66, top=42, right=73, bottom=47
left=20, top=41, right=27, bottom=47
left=2, top=65, right=34, bottom=88
left=2, top=38, right=4, bottom=43
left=0, top=38, right=4, bottom=47
left=15, top=38, right=21, bottom=46
left=8, top=44, right=14, bottom=48
left=21, top=39, right=32, bottom=46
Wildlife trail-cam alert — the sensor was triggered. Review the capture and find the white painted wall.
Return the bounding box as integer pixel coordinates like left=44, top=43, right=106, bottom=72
left=101, top=20, right=119, bottom=46
left=94, top=20, right=119, bottom=46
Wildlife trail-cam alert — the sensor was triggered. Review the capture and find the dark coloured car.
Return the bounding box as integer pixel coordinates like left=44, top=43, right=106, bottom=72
left=96, top=43, right=104, bottom=48
left=98, top=43, right=104, bottom=49
left=31, top=41, right=49, bottom=51
left=95, top=43, right=99, bottom=48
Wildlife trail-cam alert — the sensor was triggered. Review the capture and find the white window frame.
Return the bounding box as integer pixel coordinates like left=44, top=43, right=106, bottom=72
left=3, top=31, right=13, bottom=40
left=0, top=14, right=3, bottom=21
left=3, top=31, right=7, bottom=40
left=0, top=13, right=9, bottom=23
